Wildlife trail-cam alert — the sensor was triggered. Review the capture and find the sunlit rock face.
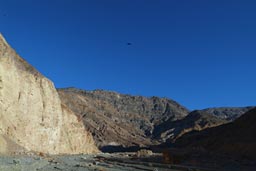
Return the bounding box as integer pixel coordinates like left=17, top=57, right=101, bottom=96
left=0, top=34, right=98, bottom=154
left=58, top=88, right=189, bottom=148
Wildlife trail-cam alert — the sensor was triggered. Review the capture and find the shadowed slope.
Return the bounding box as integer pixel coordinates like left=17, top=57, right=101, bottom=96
left=176, top=107, right=256, bottom=160
left=153, top=110, right=227, bottom=143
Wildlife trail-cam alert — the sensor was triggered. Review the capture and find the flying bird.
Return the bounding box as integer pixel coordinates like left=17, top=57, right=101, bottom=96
left=1, top=12, right=7, bottom=17
left=127, top=42, right=132, bottom=46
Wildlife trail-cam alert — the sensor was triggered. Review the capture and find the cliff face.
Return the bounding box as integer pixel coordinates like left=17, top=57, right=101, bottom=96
left=0, top=34, right=98, bottom=154
left=58, top=88, right=189, bottom=148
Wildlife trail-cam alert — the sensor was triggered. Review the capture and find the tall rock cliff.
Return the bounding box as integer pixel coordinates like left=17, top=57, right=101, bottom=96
left=0, top=34, right=98, bottom=154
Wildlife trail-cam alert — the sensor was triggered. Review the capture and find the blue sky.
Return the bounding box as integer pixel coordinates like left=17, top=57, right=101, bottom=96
left=0, top=0, right=255, bottom=110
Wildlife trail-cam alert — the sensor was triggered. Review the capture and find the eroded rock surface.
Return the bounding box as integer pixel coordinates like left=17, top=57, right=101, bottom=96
left=58, top=88, right=189, bottom=149
left=0, top=34, right=98, bottom=154
left=153, top=110, right=227, bottom=143
left=176, top=108, right=256, bottom=160
left=201, top=106, right=255, bottom=121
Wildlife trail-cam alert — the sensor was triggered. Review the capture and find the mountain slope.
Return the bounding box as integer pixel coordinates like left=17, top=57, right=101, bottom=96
left=153, top=110, right=227, bottom=143
left=58, top=88, right=189, bottom=148
left=201, top=106, right=255, bottom=121
left=176, top=107, right=256, bottom=160
left=0, top=34, right=98, bottom=154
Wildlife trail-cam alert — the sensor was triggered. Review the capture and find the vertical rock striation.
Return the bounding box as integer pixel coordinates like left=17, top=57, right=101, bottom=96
left=0, top=34, right=98, bottom=154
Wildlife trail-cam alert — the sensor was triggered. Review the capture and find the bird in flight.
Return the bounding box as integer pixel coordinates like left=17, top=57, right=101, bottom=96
left=127, top=43, right=132, bottom=46
left=0, top=11, right=8, bottom=17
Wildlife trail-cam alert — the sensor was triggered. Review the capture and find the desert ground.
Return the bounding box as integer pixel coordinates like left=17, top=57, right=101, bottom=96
left=1, top=151, right=255, bottom=171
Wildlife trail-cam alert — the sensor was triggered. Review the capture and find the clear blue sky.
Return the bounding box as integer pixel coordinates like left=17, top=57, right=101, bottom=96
left=0, top=0, right=255, bottom=110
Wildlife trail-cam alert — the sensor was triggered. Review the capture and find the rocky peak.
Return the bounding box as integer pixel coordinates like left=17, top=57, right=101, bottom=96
left=0, top=33, right=7, bottom=45
left=0, top=33, right=42, bottom=77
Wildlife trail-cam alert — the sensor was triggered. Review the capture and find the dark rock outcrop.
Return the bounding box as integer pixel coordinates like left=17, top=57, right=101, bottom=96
left=201, top=106, right=255, bottom=121
left=176, top=107, right=256, bottom=160
left=153, top=110, right=227, bottom=143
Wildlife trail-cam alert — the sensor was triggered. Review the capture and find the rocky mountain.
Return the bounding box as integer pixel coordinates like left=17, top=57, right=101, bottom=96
left=201, top=106, right=255, bottom=121
left=0, top=34, right=98, bottom=154
left=59, top=88, right=247, bottom=151
left=175, top=107, right=256, bottom=160
left=1, top=33, right=253, bottom=156
left=152, top=110, right=227, bottom=143
left=57, top=88, right=189, bottom=149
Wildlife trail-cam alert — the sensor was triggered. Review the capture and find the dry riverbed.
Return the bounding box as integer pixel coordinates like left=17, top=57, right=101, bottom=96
left=0, top=152, right=254, bottom=171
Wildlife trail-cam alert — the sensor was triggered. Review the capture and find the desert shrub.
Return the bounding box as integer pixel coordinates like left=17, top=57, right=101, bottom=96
left=136, top=149, right=153, bottom=157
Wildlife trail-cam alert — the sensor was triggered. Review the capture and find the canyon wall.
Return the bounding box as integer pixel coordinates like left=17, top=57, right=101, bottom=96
left=0, top=34, right=98, bottom=154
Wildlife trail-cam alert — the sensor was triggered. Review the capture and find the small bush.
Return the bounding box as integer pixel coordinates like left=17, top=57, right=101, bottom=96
left=136, top=149, right=153, bottom=157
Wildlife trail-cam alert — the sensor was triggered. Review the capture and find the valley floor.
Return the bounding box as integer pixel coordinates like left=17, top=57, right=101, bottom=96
left=0, top=152, right=255, bottom=171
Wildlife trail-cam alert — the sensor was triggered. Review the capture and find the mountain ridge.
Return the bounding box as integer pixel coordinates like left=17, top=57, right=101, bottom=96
left=58, top=87, right=252, bottom=151
left=58, top=87, right=189, bottom=149
left=175, top=107, right=256, bottom=160
left=201, top=106, right=255, bottom=121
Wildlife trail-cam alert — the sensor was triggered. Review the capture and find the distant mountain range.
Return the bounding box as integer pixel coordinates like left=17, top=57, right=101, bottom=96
left=175, top=107, right=256, bottom=160
left=58, top=87, right=254, bottom=151
left=57, top=88, right=189, bottom=149
left=201, top=106, right=255, bottom=121
left=152, top=110, right=227, bottom=143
